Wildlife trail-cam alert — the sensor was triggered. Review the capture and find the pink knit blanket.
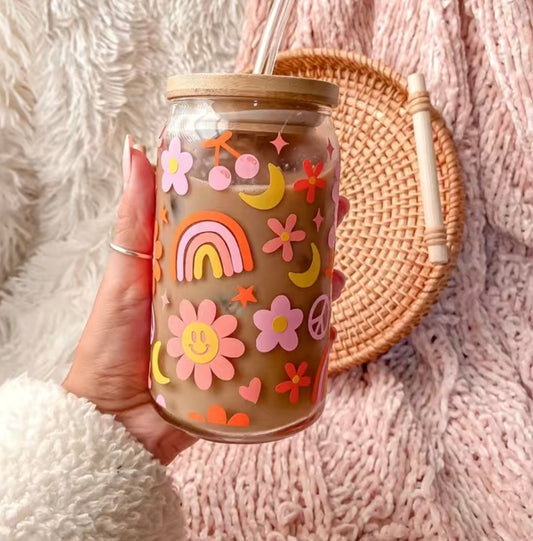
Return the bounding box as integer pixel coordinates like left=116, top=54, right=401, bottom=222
left=173, top=1, right=533, bottom=538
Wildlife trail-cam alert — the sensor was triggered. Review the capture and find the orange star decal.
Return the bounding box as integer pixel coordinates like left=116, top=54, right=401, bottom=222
left=232, top=285, right=257, bottom=307
left=159, top=205, right=169, bottom=224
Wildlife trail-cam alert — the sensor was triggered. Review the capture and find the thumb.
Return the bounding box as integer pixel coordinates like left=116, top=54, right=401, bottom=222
left=67, top=135, right=155, bottom=401
left=105, top=135, right=155, bottom=301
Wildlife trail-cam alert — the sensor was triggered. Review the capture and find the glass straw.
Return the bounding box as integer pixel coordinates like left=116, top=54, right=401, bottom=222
left=253, top=0, right=295, bottom=75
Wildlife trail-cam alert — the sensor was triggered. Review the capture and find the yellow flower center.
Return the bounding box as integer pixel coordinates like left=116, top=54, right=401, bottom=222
left=309, top=176, right=316, bottom=185
left=280, top=232, right=290, bottom=242
left=182, top=322, right=219, bottom=364
left=292, top=375, right=300, bottom=384
left=272, top=316, right=288, bottom=333
left=168, top=157, right=179, bottom=174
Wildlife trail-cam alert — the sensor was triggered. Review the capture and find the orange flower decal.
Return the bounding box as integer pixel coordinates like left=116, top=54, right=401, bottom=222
left=275, top=362, right=312, bottom=403
left=153, top=220, right=163, bottom=293
left=294, top=160, right=326, bottom=204
left=188, top=404, right=250, bottom=427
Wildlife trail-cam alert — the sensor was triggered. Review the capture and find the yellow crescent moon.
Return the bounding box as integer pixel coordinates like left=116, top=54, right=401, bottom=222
left=288, top=242, right=321, bottom=288
left=152, top=340, right=170, bottom=384
left=239, top=163, right=285, bottom=210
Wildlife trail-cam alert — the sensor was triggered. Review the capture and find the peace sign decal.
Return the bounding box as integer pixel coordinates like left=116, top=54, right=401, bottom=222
left=308, top=294, right=330, bottom=341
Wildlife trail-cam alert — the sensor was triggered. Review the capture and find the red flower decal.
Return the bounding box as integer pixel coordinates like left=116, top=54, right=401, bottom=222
left=275, top=362, right=312, bottom=404
left=294, top=160, right=327, bottom=204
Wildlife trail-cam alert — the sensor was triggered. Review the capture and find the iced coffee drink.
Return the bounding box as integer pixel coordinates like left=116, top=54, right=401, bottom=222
left=150, top=74, right=339, bottom=442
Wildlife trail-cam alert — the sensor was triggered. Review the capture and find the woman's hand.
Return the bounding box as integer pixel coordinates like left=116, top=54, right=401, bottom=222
left=63, top=137, right=196, bottom=465
left=63, top=136, right=349, bottom=465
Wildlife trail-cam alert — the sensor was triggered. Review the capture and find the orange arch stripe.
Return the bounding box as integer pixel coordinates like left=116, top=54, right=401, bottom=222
left=171, top=210, right=254, bottom=281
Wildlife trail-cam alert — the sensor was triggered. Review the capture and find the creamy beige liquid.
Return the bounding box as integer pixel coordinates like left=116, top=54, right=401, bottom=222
left=151, top=133, right=337, bottom=442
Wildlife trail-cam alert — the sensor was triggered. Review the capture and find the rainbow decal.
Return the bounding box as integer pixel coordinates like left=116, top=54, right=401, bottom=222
left=171, top=210, right=254, bottom=282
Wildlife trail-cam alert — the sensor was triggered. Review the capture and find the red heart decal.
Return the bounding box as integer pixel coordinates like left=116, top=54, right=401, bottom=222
left=239, top=377, right=262, bottom=404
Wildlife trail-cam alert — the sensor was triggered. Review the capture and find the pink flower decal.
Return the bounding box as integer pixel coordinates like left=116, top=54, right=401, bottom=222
left=166, top=299, right=245, bottom=390
left=262, top=214, right=306, bottom=262
left=253, top=295, right=303, bottom=352
left=161, top=136, right=193, bottom=195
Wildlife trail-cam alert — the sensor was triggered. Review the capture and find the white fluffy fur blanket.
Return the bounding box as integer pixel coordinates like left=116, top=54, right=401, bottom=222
left=0, top=0, right=245, bottom=382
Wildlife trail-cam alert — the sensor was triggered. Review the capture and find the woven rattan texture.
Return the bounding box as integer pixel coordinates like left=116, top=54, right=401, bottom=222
left=273, top=49, right=465, bottom=372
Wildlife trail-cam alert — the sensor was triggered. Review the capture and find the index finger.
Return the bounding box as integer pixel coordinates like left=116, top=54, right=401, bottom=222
left=337, top=196, right=349, bottom=226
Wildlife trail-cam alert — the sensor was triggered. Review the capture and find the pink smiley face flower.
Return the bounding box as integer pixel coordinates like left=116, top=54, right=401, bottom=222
left=161, top=136, right=193, bottom=195
left=253, top=295, right=303, bottom=353
left=262, top=214, right=306, bottom=262
left=167, top=299, right=245, bottom=390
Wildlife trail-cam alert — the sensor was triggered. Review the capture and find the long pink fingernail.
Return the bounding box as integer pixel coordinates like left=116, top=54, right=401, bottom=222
left=122, top=134, right=133, bottom=186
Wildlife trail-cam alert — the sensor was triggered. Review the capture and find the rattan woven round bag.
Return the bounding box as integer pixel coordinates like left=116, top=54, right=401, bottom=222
left=271, top=49, right=464, bottom=372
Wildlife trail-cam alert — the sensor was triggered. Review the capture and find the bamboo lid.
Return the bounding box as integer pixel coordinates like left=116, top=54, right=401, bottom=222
left=166, top=73, right=338, bottom=106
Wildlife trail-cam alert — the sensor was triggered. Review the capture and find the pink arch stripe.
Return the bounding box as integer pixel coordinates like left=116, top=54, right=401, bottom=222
left=184, top=232, right=234, bottom=281
left=176, top=221, right=243, bottom=281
